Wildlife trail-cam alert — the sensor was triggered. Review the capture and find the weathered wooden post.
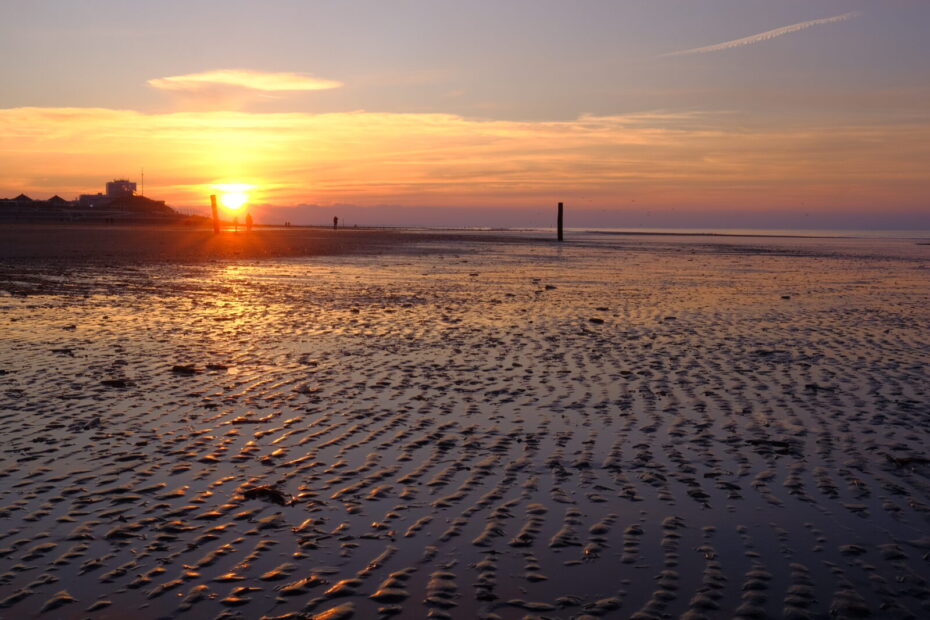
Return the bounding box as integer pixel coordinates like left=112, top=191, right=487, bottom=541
left=557, top=202, right=564, bottom=241
left=210, top=195, right=220, bottom=234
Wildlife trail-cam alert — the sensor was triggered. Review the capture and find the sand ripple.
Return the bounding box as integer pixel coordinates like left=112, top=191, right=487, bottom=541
left=0, top=234, right=928, bottom=617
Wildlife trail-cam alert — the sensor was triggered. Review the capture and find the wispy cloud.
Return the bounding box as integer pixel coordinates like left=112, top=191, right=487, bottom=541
left=148, top=69, right=342, bottom=92
left=660, top=11, right=861, bottom=58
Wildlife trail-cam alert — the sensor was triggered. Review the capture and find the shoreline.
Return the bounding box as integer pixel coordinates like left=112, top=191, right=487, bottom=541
left=585, top=229, right=849, bottom=240
left=1, top=222, right=926, bottom=268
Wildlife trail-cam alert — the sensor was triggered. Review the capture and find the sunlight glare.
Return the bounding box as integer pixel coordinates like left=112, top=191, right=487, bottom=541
left=213, top=183, right=254, bottom=211
left=220, top=191, right=248, bottom=210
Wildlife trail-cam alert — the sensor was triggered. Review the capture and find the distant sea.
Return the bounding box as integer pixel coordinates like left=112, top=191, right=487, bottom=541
left=531, top=227, right=930, bottom=240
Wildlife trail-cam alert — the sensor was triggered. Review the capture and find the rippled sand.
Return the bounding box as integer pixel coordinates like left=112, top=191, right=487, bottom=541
left=0, top=232, right=928, bottom=618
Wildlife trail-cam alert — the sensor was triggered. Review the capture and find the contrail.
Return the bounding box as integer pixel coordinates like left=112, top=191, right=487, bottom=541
left=659, top=11, right=861, bottom=58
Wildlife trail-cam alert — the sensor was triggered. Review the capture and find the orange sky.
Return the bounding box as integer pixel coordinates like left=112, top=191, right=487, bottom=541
left=3, top=106, right=928, bottom=217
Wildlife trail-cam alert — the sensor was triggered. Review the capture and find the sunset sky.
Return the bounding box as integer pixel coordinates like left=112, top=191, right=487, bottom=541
left=1, top=1, right=928, bottom=228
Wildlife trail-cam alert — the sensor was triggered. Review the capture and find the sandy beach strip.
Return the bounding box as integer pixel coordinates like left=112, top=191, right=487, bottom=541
left=0, top=223, right=530, bottom=263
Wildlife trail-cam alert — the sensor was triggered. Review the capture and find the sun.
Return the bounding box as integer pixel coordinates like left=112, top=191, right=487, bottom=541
left=212, top=183, right=254, bottom=211
left=220, top=191, right=248, bottom=210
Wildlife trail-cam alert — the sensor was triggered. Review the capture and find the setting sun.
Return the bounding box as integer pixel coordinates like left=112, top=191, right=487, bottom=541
left=220, top=191, right=248, bottom=210
left=212, top=183, right=254, bottom=211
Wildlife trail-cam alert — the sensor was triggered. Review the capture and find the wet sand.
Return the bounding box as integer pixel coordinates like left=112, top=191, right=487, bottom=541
left=0, top=223, right=522, bottom=263
left=0, top=228, right=928, bottom=618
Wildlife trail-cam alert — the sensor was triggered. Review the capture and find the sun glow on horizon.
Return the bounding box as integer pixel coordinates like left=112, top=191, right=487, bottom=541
left=213, top=183, right=254, bottom=211
left=220, top=191, right=248, bottom=210
left=2, top=107, right=929, bottom=222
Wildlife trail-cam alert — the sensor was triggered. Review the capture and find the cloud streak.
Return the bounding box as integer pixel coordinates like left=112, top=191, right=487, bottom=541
left=148, top=69, right=342, bottom=93
left=660, top=11, right=860, bottom=58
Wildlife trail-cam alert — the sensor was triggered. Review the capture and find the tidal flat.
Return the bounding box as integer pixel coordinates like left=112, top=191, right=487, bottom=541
left=0, top=230, right=928, bottom=619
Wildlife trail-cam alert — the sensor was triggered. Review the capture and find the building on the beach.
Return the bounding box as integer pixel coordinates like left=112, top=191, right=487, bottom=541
left=1, top=178, right=180, bottom=221
left=106, top=179, right=137, bottom=199
left=77, top=192, right=107, bottom=207
left=0, top=194, right=44, bottom=207
left=77, top=180, right=137, bottom=207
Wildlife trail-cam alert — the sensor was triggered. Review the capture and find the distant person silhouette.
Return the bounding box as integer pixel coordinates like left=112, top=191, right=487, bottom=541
left=246, top=213, right=253, bottom=232
left=333, top=216, right=339, bottom=230
left=233, top=216, right=239, bottom=233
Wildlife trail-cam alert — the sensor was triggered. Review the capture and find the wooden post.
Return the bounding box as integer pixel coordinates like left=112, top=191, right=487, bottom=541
left=210, top=195, right=220, bottom=234
left=557, top=202, right=564, bottom=241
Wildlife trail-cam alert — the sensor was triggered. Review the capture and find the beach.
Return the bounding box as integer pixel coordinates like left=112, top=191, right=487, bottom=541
left=0, top=225, right=928, bottom=618
left=0, top=223, right=521, bottom=263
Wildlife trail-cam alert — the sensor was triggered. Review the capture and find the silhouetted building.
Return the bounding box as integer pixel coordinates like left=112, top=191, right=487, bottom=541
left=78, top=180, right=137, bottom=206
left=78, top=192, right=107, bottom=208
left=1, top=178, right=180, bottom=221
left=105, top=194, right=174, bottom=215
left=106, top=179, right=136, bottom=199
